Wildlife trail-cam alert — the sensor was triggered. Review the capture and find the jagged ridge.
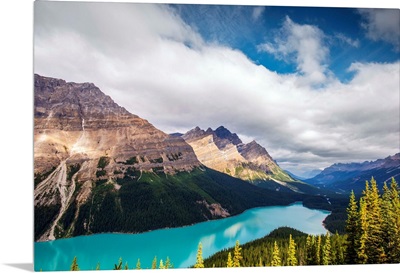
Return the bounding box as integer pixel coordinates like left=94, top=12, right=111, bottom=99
left=182, top=126, right=294, bottom=184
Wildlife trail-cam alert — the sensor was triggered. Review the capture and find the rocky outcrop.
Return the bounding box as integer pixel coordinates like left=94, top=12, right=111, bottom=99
left=182, top=126, right=294, bottom=183
left=34, top=74, right=200, bottom=177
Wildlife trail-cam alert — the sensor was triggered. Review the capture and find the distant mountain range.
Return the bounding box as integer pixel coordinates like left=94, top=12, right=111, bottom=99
left=305, top=153, right=400, bottom=194
left=34, top=75, right=307, bottom=242
left=286, top=169, right=322, bottom=180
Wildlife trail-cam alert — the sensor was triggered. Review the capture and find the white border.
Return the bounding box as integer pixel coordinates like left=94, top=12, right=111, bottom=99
left=0, top=0, right=398, bottom=272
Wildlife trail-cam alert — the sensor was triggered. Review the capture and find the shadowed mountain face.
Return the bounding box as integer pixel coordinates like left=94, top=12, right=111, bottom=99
left=305, top=153, right=400, bottom=194
left=34, top=75, right=302, bottom=242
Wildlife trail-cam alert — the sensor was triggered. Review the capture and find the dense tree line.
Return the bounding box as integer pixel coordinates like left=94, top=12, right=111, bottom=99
left=59, top=167, right=303, bottom=238
left=345, top=177, right=399, bottom=264
left=203, top=227, right=345, bottom=267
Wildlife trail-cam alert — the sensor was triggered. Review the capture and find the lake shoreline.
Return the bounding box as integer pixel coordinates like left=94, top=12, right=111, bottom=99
left=35, top=202, right=331, bottom=271
left=36, top=200, right=331, bottom=244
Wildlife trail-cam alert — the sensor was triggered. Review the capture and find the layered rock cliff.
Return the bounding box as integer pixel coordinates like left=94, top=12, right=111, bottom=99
left=34, top=74, right=200, bottom=177
left=182, top=126, right=294, bottom=183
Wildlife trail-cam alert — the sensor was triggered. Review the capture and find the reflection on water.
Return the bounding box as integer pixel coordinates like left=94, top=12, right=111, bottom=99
left=35, top=203, right=330, bottom=271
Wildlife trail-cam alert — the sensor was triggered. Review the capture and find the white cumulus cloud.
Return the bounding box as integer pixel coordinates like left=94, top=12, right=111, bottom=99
left=359, top=8, right=400, bottom=50
left=257, top=16, right=331, bottom=87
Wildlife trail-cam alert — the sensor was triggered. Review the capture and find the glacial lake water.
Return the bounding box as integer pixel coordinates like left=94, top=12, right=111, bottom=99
left=34, top=202, right=330, bottom=271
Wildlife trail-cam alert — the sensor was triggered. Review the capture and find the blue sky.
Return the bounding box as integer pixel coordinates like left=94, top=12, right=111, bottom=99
left=34, top=2, right=399, bottom=176
left=173, top=5, right=399, bottom=82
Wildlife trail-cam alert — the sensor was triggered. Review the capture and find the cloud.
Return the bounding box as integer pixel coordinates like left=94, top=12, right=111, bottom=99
left=358, top=8, right=400, bottom=50
left=257, top=16, right=330, bottom=86
left=34, top=2, right=399, bottom=174
left=252, top=6, right=265, bottom=21
left=335, top=33, right=360, bottom=48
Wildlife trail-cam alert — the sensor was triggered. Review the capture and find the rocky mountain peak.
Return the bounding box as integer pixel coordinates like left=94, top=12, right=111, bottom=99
left=183, top=125, right=293, bottom=183
left=214, top=126, right=242, bottom=147
left=34, top=74, right=200, bottom=176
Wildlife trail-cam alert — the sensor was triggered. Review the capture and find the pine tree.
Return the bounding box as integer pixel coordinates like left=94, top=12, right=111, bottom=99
left=345, top=190, right=359, bottom=264
left=194, top=242, right=204, bottom=268
left=136, top=259, right=141, bottom=270
left=226, top=252, right=233, bottom=267
left=165, top=257, right=172, bottom=269
left=151, top=256, right=157, bottom=269
left=357, top=197, right=368, bottom=264
left=95, top=262, right=100, bottom=270
left=305, top=235, right=315, bottom=265
left=381, top=182, right=392, bottom=262
left=258, top=256, right=263, bottom=267
left=287, top=234, right=297, bottom=266
left=233, top=240, right=242, bottom=267
left=364, top=177, right=385, bottom=263
left=388, top=178, right=400, bottom=262
left=114, top=257, right=123, bottom=270
left=323, top=232, right=331, bottom=265
left=316, top=235, right=322, bottom=265
left=331, top=231, right=345, bottom=265
left=124, top=262, right=129, bottom=270
left=271, top=241, right=282, bottom=266
left=159, top=259, right=165, bottom=269
left=70, top=256, right=79, bottom=271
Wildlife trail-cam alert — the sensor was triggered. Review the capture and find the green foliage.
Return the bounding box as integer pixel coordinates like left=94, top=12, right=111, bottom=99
left=271, top=241, right=281, bottom=266
left=149, top=157, right=164, bottom=164
left=287, top=234, right=297, bottom=266
left=34, top=166, right=56, bottom=188
left=67, top=163, right=81, bottom=181
left=34, top=204, right=61, bottom=241
left=72, top=167, right=303, bottom=236
left=345, top=177, right=400, bottom=264
left=382, top=179, right=400, bottom=262
left=61, top=199, right=77, bottom=232
left=114, top=257, right=122, bottom=270
left=95, top=169, right=107, bottom=178
left=159, top=259, right=165, bottom=269
left=166, top=152, right=183, bottom=161
left=322, top=232, right=331, bottom=265
left=151, top=256, right=157, bottom=269
left=124, top=156, right=139, bottom=165
left=97, top=156, right=110, bottom=169
left=204, top=227, right=307, bottom=267
left=165, top=257, right=172, bottom=269
left=345, top=190, right=359, bottom=264
left=194, top=242, right=204, bottom=268
left=70, top=256, right=79, bottom=271
left=135, top=259, right=141, bottom=270
left=233, top=240, right=242, bottom=267
left=204, top=227, right=346, bottom=268
left=226, top=252, right=233, bottom=267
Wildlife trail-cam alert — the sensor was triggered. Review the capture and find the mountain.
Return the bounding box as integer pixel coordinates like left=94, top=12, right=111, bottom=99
left=285, top=169, right=322, bottom=180
left=33, top=75, right=302, bottom=242
left=182, top=126, right=320, bottom=194
left=305, top=153, right=400, bottom=193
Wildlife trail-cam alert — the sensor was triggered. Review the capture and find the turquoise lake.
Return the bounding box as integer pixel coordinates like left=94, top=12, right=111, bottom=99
left=34, top=202, right=330, bottom=271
